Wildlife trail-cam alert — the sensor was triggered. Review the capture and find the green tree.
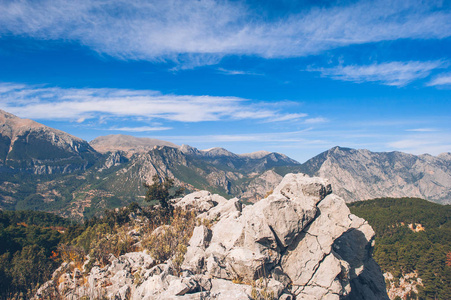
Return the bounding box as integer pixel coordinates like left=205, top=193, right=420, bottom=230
left=144, top=175, right=184, bottom=213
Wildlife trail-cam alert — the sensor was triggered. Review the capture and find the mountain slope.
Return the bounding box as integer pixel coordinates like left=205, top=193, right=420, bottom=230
left=348, top=198, right=451, bottom=299
left=86, top=145, right=301, bottom=207
left=0, top=109, right=99, bottom=174
left=0, top=110, right=301, bottom=217
left=300, top=146, right=451, bottom=203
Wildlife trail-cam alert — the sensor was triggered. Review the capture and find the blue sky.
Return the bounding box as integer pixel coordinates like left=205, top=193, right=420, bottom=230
left=0, top=0, right=450, bottom=162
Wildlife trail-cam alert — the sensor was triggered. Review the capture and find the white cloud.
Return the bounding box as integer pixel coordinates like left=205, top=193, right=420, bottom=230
left=388, top=133, right=451, bottom=155
left=217, top=68, right=263, bottom=76
left=108, top=126, right=172, bottom=132
left=268, top=113, right=308, bottom=122
left=406, top=128, right=437, bottom=132
left=311, top=61, right=447, bottom=86
left=0, top=82, right=305, bottom=123
left=157, top=129, right=316, bottom=144
left=0, top=0, right=449, bottom=66
left=304, top=117, right=328, bottom=124
left=427, top=74, right=451, bottom=86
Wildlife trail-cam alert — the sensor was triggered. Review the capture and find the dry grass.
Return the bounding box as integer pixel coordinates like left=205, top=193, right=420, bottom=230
left=142, top=208, right=197, bottom=272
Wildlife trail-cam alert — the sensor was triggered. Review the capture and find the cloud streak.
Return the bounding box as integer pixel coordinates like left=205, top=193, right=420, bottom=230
left=427, top=74, right=451, bottom=86
left=0, top=82, right=307, bottom=124
left=311, top=61, right=447, bottom=86
left=388, top=132, right=451, bottom=155
left=217, top=68, right=263, bottom=76
left=0, top=0, right=449, bottom=65
left=108, top=126, right=172, bottom=132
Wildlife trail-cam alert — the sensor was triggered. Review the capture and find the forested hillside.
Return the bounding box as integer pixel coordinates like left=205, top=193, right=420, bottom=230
left=0, top=204, right=182, bottom=299
left=348, top=198, right=451, bottom=299
left=0, top=210, right=77, bottom=299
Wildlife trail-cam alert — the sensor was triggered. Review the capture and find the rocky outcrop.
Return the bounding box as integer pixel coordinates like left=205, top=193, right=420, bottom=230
left=35, top=173, right=388, bottom=299
left=302, top=146, right=451, bottom=204
left=384, top=272, right=423, bottom=300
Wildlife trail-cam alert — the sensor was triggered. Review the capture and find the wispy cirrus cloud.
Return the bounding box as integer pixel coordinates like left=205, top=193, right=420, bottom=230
left=406, top=128, right=437, bottom=132
left=0, top=0, right=449, bottom=66
left=427, top=73, right=451, bottom=86
left=108, top=126, right=172, bottom=132
left=217, top=68, right=263, bottom=76
left=388, top=133, right=451, bottom=155
left=157, top=129, right=318, bottom=144
left=304, top=117, right=328, bottom=124
left=310, top=61, right=447, bottom=86
left=0, top=82, right=308, bottom=124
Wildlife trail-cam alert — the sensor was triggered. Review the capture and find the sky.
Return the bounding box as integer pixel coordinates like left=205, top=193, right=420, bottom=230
left=0, top=0, right=450, bottom=163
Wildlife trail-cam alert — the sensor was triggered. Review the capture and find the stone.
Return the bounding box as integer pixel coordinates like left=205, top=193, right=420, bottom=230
left=209, top=278, right=252, bottom=299
left=33, top=173, right=388, bottom=300
left=175, top=191, right=225, bottom=214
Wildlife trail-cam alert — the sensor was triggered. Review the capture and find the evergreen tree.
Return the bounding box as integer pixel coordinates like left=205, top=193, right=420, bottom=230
left=144, top=175, right=184, bottom=214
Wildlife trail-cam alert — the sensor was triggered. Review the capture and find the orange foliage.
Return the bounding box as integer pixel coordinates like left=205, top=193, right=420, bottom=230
left=50, top=250, right=59, bottom=260
left=446, top=252, right=451, bottom=267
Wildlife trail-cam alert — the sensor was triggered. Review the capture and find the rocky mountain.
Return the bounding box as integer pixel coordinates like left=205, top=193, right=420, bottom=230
left=298, top=146, right=451, bottom=204
left=34, top=173, right=388, bottom=299
left=1, top=110, right=450, bottom=218
left=0, top=109, right=99, bottom=174
left=85, top=144, right=300, bottom=207
left=90, top=134, right=179, bottom=155
left=0, top=111, right=300, bottom=218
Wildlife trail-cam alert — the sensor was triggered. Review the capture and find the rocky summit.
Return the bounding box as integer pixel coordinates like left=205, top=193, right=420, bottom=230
left=34, top=173, right=388, bottom=299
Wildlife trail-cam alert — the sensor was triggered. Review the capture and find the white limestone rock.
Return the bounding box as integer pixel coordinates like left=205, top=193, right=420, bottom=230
left=34, top=173, right=388, bottom=300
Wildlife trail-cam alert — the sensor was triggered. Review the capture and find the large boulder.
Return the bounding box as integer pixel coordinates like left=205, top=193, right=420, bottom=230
left=34, top=173, right=388, bottom=300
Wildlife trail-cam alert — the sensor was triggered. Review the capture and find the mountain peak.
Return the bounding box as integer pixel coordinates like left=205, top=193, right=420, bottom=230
left=0, top=109, right=85, bottom=143
left=90, top=134, right=179, bottom=154
left=180, top=144, right=201, bottom=155
left=239, top=150, right=272, bottom=159
left=200, top=147, right=238, bottom=157
left=303, top=146, right=451, bottom=203
left=0, top=109, right=98, bottom=174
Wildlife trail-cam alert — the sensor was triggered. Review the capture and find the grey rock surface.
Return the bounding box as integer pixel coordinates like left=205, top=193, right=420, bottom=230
left=303, top=146, right=451, bottom=204
left=34, top=173, right=388, bottom=299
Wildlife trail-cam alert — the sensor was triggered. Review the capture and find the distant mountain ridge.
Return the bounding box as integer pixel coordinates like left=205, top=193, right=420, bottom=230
left=0, top=110, right=301, bottom=217
left=300, top=146, right=451, bottom=204
left=90, top=134, right=179, bottom=155
left=0, top=109, right=450, bottom=219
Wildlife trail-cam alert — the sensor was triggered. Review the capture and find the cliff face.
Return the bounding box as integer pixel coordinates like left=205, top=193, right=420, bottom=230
left=34, top=173, right=388, bottom=299
left=0, top=109, right=99, bottom=174
left=302, top=146, right=451, bottom=204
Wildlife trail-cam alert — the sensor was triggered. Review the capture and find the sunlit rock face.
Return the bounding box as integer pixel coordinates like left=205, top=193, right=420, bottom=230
left=34, top=173, right=388, bottom=300
left=302, top=146, right=451, bottom=204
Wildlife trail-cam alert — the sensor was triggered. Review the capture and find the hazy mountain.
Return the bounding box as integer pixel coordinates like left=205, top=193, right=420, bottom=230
left=1, top=110, right=450, bottom=219
left=90, top=134, right=179, bottom=155
left=0, top=109, right=99, bottom=174
left=0, top=111, right=300, bottom=218
left=300, top=146, right=451, bottom=204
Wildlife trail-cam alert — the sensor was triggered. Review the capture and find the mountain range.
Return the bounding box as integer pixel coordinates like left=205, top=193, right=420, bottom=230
left=0, top=109, right=450, bottom=219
